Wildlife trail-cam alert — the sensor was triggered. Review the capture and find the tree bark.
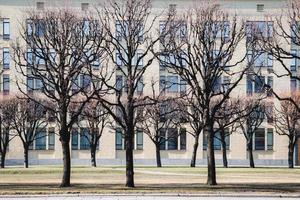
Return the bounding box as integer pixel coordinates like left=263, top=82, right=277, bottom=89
left=220, top=133, right=228, bottom=168
left=190, top=134, right=199, bottom=167
left=60, top=140, right=71, bottom=187
left=23, top=145, right=29, bottom=168
left=125, top=127, right=134, bottom=187
left=0, top=152, right=6, bottom=168
left=206, top=123, right=217, bottom=185
left=155, top=143, right=162, bottom=167
left=288, top=142, right=294, bottom=168
left=91, top=145, right=97, bottom=167
left=247, top=140, right=255, bottom=168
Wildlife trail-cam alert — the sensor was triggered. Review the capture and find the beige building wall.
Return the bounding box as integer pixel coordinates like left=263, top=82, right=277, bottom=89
left=0, top=0, right=297, bottom=166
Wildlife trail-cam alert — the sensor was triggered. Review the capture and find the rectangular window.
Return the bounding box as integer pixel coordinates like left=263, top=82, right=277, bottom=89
left=180, top=128, right=186, bottom=150
left=35, top=20, right=45, bottom=37
left=27, top=49, right=33, bottom=66
left=137, top=77, right=143, bottom=94
left=291, top=49, right=297, bottom=71
left=71, top=129, right=78, bottom=150
left=167, top=128, right=178, bottom=150
left=136, top=131, right=143, bottom=150
left=257, top=4, right=264, bottom=12
left=180, top=79, right=187, bottom=94
left=266, top=104, right=274, bottom=123
left=116, top=75, right=123, bottom=93
left=246, top=76, right=253, bottom=96
left=115, top=128, right=123, bottom=150
left=116, top=53, right=122, bottom=67
left=225, top=131, right=230, bottom=150
left=267, top=128, right=273, bottom=150
left=3, top=74, right=9, bottom=94
left=254, top=75, right=265, bottom=93
left=159, top=54, right=167, bottom=70
left=267, top=53, right=273, bottom=69
left=27, top=19, right=33, bottom=36
left=166, top=76, right=178, bottom=93
left=80, top=74, right=91, bottom=91
left=212, top=77, right=221, bottom=93
left=35, top=128, right=46, bottom=150
left=36, top=49, right=45, bottom=65
left=159, top=75, right=166, bottom=92
left=267, top=76, right=273, bottom=97
left=48, top=128, right=55, bottom=150
left=214, top=132, right=222, bottom=150
left=136, top=53, right=143, bottom=68
left=291, top=78, right=297, bottom=92
left=3, top=48, right=10, bottom=69
left=115, top=21, right=122, bottom=40
left=255, top=128, right=265, bottom=150
left=159, top=129, right=166, bottom=150
left=80, top=128, right=90, bottom=150
left=3, top=19, right=10, bottom=39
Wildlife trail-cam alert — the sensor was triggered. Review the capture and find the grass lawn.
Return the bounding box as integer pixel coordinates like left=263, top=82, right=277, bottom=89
left=0, top=166, right=300, bottom=195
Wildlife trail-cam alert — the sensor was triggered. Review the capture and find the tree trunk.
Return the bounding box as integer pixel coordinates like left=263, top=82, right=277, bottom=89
left=125, top=129, right=134, bottom=187
left=91, top=145, right=97, bottom=167
left=60, top=140, right=71, bottom=187
left=190, top=134, right=199, bottom=167
left=288, top=142, right=294, bottom=168
left=220, top=133, right=228, bottom=168
left=206, top=123, right=217, bottom=185
left=24, top=145, right=29, bottom=168
left=247, top=140, right=255, bottom=168
left=0, top=152, right=6, bottom=168
left=155, top=144, right=162, bottom=167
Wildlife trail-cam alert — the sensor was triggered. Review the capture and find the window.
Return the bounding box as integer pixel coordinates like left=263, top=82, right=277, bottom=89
left=255, top=128, right=265, bottom=150
left=80, top=74, right=91, bottom=91
left=115, top=128, right=123, bottom=150
left=27, top=76, right=34, bottom=92
left=168, top=128, right=178, bottom=150
left=27, top=49, right=33, bottom=66
left=267, top=76, right=273, bottom=97
left=35, top=20, right=45, bottom=37
left=35, top=128, right=46, bottom=150
left=159, top=54, right=167, bottom=70
left=80, top=128, right=90, bottom=150
left=36, top=49, right=45, bottom=65
left=180, top=128, right=186, bottom=150
left=266, top=104, right=274, bottom=123
left=254, top=75, right=265, bottom=93
left=137, top=77, right=143, bottom=94
left=291, top=49, right=297, bottom=71
left=246, top=21, right=273, bottom=38
left=166, top=76, right=178, bottom=93
left=159, top=129, right=166, bottom=150
left=180, top=79, right=187, bottom=94
left=48, top=128, right=55, bottom=150
left=136, top=131, right=143, bottom=150
left=115, top=21, right=122, bottom=40
left=267, top=128, right=273, bottom=150
left=159, top=75, right=166, bottom=92
left=2, top=74, right=9, bottom=94
left=36, top=2, right=45, bottom=10
left=71, top=129, right=78, bottom=150
left=83, top=19, right=90, bottom=36
left=291, top=77, right=297, bottom=92
left=203, top=131, right=229, bottom=150
left=3, top=19, right=10, bottom=39
left=27, top=19, right=33, bottom=36
left=116, top=53, right=122, bottom=67
left=246, top=75, right=253, bottom=96
left=136, top=53, right=143, bottom=68
left=212, top=77, right=221, bottom=93
left=81, top=3, right=89, bottom=11
left=3, top=48, right=10, bottom=69
left=257, top=4, right=264, bottom=12
left=116, top=75, right=123, bottom=93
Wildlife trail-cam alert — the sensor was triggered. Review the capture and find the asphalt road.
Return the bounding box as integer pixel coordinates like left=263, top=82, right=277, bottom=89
left=0, top=195, right=299, bottom=200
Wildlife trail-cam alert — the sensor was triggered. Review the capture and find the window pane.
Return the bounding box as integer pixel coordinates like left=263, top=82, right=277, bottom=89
left=203, top=133, right=207, bottom=150
left=136, top=131, right=143, bottom=150
left=167, top=128, right=178, bottom=150
left=80, top=128, right=90, bottom=150
left=254, top=76, right=265, bottom=93
left=35, top=128, right=46, bottom=150
left=115, top=128, right=123, bottom=150
left=71, top=129, right=78, bottom=150
left=246, top=76, right=253, bottom=95
left=267, top=128, right=273, bottom=150
left=159, top=129, right=166, bottom=150
left=214, top=132, right=221, bottom=150
left=3, top=19, right=10, bottom=39
left=180, top=128, right=186, bottom=150
left=3, top=74, right=9, bottom=93
left=255, top=128, right=265, bottom=150
left=3, top=48, right=9, bottom=69
left=167, top=76, right=178, bottom=93
left=48, top=128, right=55, bottom=150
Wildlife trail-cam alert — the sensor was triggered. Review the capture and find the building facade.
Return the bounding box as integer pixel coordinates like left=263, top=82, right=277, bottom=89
left=0, top=0, right=299, bottom=166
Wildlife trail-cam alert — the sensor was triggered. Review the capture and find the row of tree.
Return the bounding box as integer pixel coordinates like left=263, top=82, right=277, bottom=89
left=0, top=0, right=299, bottom=189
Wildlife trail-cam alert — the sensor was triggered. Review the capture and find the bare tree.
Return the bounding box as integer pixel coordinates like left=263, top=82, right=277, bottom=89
left=10, top=96, right=48, bottom=168
left=259, top=0, right=300, bottom=111
left=160, top=3, right=249, bottom=185
left=0, top=97, right=16, bottom=168
left=12, top=8, right=105, bottom=186
left=273, top=92, right=300, bottom=168
left=75, top=100, right=110, bottom=167
left=94, top=0, right=173, bottom=187
left=235, top=98, right=265, bottom=168
left=137, top=96, right=180, bottom=167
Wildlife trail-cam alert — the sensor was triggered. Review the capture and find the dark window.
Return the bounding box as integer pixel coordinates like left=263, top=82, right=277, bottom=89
left=180, top=128, right=186, bottom=150
left=159, top=129, right=166, bottom=150
left=167, top=128, right=178, bottom=150
left=255, top=128, right=265, bottom=150
left=136, top=131, right=143, bottom=150
left=71, top=129, right=78, bottom=150
left=246, top=75, right=253, bottom=96
left=3, top=19, right=10, bottom=39
left=3, top=74, right=9, bottom=95
left=35, top=128, right=46, bottom=150
left=3, top=48, right=10, bottom=69
left=48, top=128, right=55, bottom=150
left=80, top=128, right=90, bottom=150
left=254, top=75, right=265, bottom=93
left=115, top=128, right=123, bottom=150
left=267, top=128, right=273, bottom=150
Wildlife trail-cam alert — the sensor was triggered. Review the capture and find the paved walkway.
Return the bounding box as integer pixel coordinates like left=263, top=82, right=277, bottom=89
left=0, top=195, right=299, bottom=200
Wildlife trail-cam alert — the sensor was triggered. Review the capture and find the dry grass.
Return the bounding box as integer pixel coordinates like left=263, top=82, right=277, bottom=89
left=0, top=166, right=299, bottom=195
